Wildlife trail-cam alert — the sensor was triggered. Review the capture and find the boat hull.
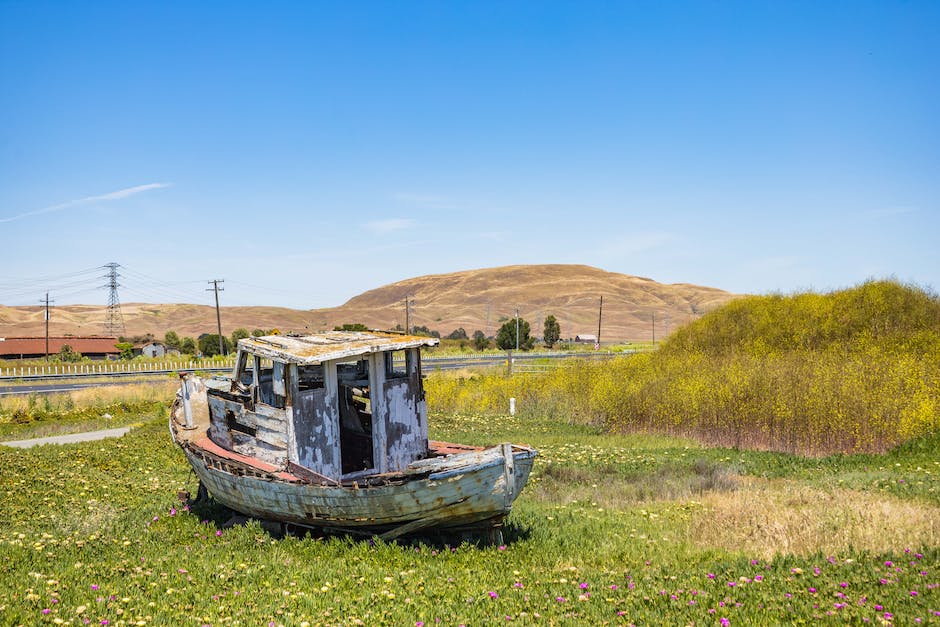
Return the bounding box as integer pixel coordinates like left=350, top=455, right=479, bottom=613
left=182, top=440, right=536, bottom=533
left=170, top=371, right=537, bottom=537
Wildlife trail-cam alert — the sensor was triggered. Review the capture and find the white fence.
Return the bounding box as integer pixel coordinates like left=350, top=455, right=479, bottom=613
left=0, top=359, right=237, bottom=379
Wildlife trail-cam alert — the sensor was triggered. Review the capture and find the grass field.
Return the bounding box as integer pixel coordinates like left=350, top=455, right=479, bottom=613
left=1, top=406, right=938, bottom=626
left=0, top=382, right=178, bottom=440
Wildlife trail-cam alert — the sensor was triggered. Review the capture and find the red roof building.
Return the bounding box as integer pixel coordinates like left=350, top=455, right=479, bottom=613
left=0, top=336, right=119, bottom=360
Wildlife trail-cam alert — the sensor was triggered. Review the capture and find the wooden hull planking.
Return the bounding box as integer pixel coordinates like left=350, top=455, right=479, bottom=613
left=183, top=443, right=536, bottom=533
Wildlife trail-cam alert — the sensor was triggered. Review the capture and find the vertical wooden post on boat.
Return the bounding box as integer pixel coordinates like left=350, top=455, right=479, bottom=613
left=179, top=372, right=193, bottom=428
left=502, top=443, right=516, bottom=508
left=369, top=351, right=389, bottom=473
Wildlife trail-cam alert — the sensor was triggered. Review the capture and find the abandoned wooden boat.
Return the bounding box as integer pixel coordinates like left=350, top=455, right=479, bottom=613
left=169, top=331, right=536, bottom=540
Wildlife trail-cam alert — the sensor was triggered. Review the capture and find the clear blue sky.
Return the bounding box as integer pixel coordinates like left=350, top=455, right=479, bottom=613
left=1, top=1, right=937, bottom=310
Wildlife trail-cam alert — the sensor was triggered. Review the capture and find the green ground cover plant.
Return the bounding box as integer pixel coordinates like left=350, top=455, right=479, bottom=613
left=1, top=281, right=937, bottom=624
left=1, top=411, right=938, bottom=625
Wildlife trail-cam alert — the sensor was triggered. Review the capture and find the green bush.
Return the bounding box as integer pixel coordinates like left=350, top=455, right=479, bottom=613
left=427, top=280, right=940, bottom=455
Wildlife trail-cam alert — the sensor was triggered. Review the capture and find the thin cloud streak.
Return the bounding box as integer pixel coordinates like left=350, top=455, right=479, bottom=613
left=0, top=182, right=171, bottom=224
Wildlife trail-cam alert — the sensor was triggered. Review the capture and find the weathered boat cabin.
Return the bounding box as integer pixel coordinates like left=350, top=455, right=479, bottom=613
left=206, top=331, right=439, bottom=482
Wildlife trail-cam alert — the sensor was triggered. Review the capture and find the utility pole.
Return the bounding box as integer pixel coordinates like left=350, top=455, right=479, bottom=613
left=652, top=312, right=656, bottom=344
left=41, top=292, right=54, bottom=360
left=596, top=296, right=603, bottom=349
left=207, top=279, right=225, bottom=355
left=515, top=308, right=520, bottom=351
left=485, top=302, right=491, bottom=337
left=102, top=262, right=126, bottom=337
left=404, top=296, right=413, bottom=334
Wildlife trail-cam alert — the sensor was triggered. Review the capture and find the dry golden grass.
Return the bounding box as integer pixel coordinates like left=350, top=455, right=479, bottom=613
left=0, top=381, right=177, bottom=440
left=533, top=460, right=741, bottom=509
left=0, top=381, right=177, bottom=415
left=690, top=477, right=940, bottom=558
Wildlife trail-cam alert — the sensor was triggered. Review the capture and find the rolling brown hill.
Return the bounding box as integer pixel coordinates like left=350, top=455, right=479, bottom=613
left=0, top=265, right=735, bottom=343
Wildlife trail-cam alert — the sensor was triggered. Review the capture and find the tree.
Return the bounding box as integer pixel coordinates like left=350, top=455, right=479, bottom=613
left=58, top=344, right=82, bottom=362
left=164, top=331, right=181, bottom=350
left=334, top=323, right=369, bottom=332
left=472, top=330, right=489, bottom=350
left=543, top=315, right=561, bottom=348
left=115, top=342, right=135, bottom=360
left=198, top=334, right=232, bottom=357
left=251, top=329, right=266, bottom=337
left=446, top=328, right=468, bottom=340
left=496, top=318, right=534, bottom=351
left=411, top=325, right=441, bottom=338
left=231, top=328, right=250, bottom=347
left=180, top=337, right=197, bottom=355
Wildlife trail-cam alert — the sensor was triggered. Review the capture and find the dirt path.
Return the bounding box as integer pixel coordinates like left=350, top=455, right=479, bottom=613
left=1, top=426, right=133, bottom=448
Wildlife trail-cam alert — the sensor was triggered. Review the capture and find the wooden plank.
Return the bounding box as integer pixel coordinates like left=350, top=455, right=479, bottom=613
left=369, top=352, right=388, bottom=474
left=253, top=425, right=288, bottom=449
left=236, top=410, right=285, bottom=432
left=384, top=378, right=420, bottom=472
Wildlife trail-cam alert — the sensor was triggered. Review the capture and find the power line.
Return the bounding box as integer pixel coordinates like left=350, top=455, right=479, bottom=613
left=0, top=266, right=102, bottom=287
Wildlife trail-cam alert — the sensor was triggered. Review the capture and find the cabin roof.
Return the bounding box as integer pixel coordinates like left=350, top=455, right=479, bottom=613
left=236, top=331, right=439, bottom=365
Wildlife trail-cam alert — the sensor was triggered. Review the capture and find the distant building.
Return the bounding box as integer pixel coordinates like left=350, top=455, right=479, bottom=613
left=136, top=341, right=171, bottom=358
left=0, top=336, right=119, bottom=360
left=574, top=334, right=598, bottom=344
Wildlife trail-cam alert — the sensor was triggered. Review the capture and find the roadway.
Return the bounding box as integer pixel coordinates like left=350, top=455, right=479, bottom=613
left=0, top=351, right=623, bottom=396
left=1, top=426, right=133, bottom=448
